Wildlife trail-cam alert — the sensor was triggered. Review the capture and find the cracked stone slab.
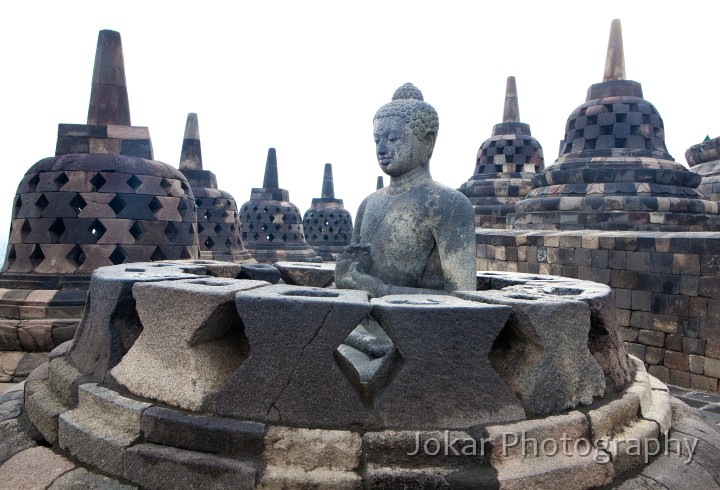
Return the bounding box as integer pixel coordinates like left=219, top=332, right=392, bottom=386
left=111, top=277, right=268, bottom=411
left=370, top=295, right=524, bottom=429
left=212, top=285, right=371, bottom=428
left=0, top=446, right=76, bottom=489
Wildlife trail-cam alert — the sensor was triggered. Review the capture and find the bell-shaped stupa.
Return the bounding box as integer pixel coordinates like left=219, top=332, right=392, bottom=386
left=302, top=164, right=353, bottom=260
left=239, top=149, right=321, bottom=263
left=686, top=136, right=720, bottom=203
left=512, top=19, right=720, bottom=231
left=0, top=30, right=198, bottom=366
left=178, top=113, right=252, bottom=262
left=458, top=76, right=544, bottom=228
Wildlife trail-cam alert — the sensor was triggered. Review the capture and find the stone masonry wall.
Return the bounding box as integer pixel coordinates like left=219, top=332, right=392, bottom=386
left=476, top=229, right=720, bottom=393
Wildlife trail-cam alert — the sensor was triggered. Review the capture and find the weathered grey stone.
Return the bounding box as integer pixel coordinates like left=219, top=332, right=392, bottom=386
left=0, top=351, right=24, bottom=382
left=212, top=285, right=372, bottom=428
left=614, top=475, right=667, bottom=489
left=0, top=320, right=21, bottom=350
left=370, top=295, right=524, bottom=429
left=0, top=447, right=76, bottom=489
left=48, top=340, right=73, bottom=362
left=607, top=419, right=660, bottom=475
left=49, top=357, right=92, bottom=407
left=588, top=390, right=641, bottom=441
left=124, top=443, right=256, bottom=490
left=24, top=379, right=68, bottom=444
left=58, top=383, right=151, bottom=476
left=260, top=426, right=362, bottom=489
left=335, top=83, right=476, bottom=297
left=456, top=288, right=605, bottom=416
left=238, top=262, right=281, bottom=283
left=141, top=405, right=265, bottom=455
left=48, top=468, right=137, bottom=489
left=274, top=261, right=336, bottom=288
left=13, top=352, right=48, bottom=380
left=69, top=264, right=200, bottom=380
left=0, top=417, right=37, bottom=466
left=112, top=277, right=267, bottom=411
left=493, top=452, right=614, bottom=490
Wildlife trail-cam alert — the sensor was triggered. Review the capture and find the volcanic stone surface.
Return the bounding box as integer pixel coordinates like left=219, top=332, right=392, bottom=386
left=686, top=135, right=720, bottom=203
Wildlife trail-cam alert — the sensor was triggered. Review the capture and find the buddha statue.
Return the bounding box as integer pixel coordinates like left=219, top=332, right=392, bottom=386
left=335, top=83, right=476, bottom=297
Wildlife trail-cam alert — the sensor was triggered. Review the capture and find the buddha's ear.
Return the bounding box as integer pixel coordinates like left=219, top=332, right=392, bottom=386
left=424, top=130, right=437, bottom=156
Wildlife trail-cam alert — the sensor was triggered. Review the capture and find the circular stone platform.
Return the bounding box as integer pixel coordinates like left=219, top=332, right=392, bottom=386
left=0, top=262, right=718, bottom=488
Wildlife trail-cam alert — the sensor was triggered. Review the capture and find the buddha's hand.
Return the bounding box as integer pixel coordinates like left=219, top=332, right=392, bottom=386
left=335, top=244, right=371, bottom=289
left=349, top=263, right=390, bottom=298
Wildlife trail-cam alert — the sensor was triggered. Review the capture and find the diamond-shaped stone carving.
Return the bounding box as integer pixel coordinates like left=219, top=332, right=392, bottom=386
left=69, top=194, right=87, bottom=214
left=127, top=175, right=142, bottom=190
left=129, top=221, right=145, bottom=240
left=20, top=220, right=31, bottom=239
left=67, top=245, right=86, bottom=267
left=27, top=174, right=40, bottom=192
left=150, top=247, right=166, bottom=261
left=35, top=194, right=49, bottom=211
left=90, top=173, right=107, bottom=191
left=54, top=172, right=69, bottom=189
left=108, top=246, right=127, bottom=265
left=148, top=197, right=163, bottom=215
left=204, top=237, right=215, bottom=249
left=89, top=219, right=106, bottom=241
left=29, top=244, right=45, bottom=268
left=164, top=222, right=179, bottom=243
left=108, top=195, right=127, bottom=215
left=48, top=218, right=66, bottom=242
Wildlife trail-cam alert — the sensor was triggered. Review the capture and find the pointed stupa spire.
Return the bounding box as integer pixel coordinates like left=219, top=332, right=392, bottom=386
left=321, top=163, right=335, bottom=199
left=87, top=30, right=131, bottom=126
left=376, top=176, right=384, bottom=190
left=263, top=148, right=279, bottom=189
left=179, top=113, right=203, bottom=170
left=502, top=76, right=520, bottom=123
left=603, top=19, right=626, bottom=81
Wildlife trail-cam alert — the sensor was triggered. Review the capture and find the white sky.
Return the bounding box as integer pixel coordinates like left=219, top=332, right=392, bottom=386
left=1, top=1, right=718, bottom=254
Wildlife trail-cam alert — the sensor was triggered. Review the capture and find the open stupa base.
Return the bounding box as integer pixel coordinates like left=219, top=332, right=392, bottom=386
left=0, top=261, right=717, bottom=488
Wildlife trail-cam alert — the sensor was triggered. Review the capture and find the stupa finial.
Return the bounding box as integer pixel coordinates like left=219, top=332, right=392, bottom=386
left=502, top=76, right=520, bottom=123
left=179, top=113, right=202, bottom=170
left=603, top=19, right=626, bottom=82
left=321, top=163, right=335, bottom=199
left=87, top=30, right=131, bottom=125
left=263, top=148, right=279, bottom=189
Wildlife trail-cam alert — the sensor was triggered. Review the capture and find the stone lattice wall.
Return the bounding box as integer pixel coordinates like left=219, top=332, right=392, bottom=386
left=476, top=229, right=720, bottom=393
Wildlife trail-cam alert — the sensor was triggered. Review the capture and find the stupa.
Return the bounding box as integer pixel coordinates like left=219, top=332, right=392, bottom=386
left=0, top=30, right=198, bottom=379
left=511, top=20, right=720, bottom=231
left=178, top=113, right=252, bottom=262
left=686, top=135, right=720, bottom=202
left=458, top=76, right=544, bottom=228
left=302, top=164, right=352, bottom=260
left=238, top=149, right=321, bottom=263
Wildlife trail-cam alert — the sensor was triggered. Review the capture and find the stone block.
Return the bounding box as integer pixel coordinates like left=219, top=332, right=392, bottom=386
left=638, top=329, right=664, bottom=347
left=689, top=355, right=705, bottom=374
left=0, top=447, right=76, bottom=489
left=690, top=373, right=718, bottom=393
left=669, top=369, right=691, bottom=388
left=0, top=320, right=21, bottom=350
left=457, top=288, right=603, bottom=417
left=607, top=419, right=659, bottom=476
left=17, top=321, right=54, bottom=351
left=141, top=405, right=265, bottom=455
left=0, top=352, right=24, bottom=382
left=24, top=379, right=68, bottom=444
left=664, top=351, right=689, bottom=371
left=264, top=426, right=361, bottom=471
left=587, top=390, right=641, bottom=441
left=14, top=352, right=48, bottom=380
left=640, top=386, right=671, bottom=434
left=69, top=263, right=199, bottom=380
left=214, top=285, right=373, bottom=428
left=111, top=277, right=268, bottom=411
left=706, top=340, right=720, bottom=359
left=493, top=451, right=613, bottom=490
left=273, top=261, right=336, bottom=287
left=48, top=467, right=137, bottom=489
left=58, top=383, right=151, bottom=476
left=624, top=342, right=645, bottom=360
left=648, top=365, right=669, bottom=383
left=373, top=294, right=523, bottom=428
left=124, top=444, right=256, bottom=490
left=645, top=347, right=664, bottom=365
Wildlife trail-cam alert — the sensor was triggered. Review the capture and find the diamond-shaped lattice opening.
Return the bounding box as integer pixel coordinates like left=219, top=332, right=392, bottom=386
left=204, top=236, right=215, bottom=249
left=197, top=223, right=205, bottom=234
left=150, top=246, right=167, bottom=261
left=109, top=246, right=128, bottom=265
left=29, top=244, right=45, bottom=269
left=225, top=238, right=232, bottom=248
left=214, top=223, right=223, bottom=234
left=261, top=224, right=268, bottom=232
left=48, top=218, right=66, bottom=242
left=335, top=316, right=402, bottom=405
left=203, top=210, right=211, bottom=221
left=35, top=194, right=49, bottom=211
left=165, top=222, right=179, bottom=242
left=177, top=199, right=187, bottom=212
left=89, top=219, right=106, bottom=241
left=27, top=174, right=40, bottom=192
left=180, top=181, right=189, bottom=193
left=127, top=175, right=143, bottom=190
left=69, top=194, right=87, bottom=214
left=14, top=196, right=22, bottom=212
left=129, top=221, right=145, bottom=240
left=160, top=178, right=173, bottom=195
left=188, top=224, right=195, bottom=235
left=54, top=172, right=69, bottom=190
left=90, top=173, right=107, bottom=191
left=267, top=234, right=275, bottom=242
left=108, top=195, right=127, bottom=216
left=149, top=197, right=163, bottom=215
left=181, top=247, right=192, bottom=259
left=66, top=245, right=86, bottom=267
left=20, top=220, right=31, bottom=239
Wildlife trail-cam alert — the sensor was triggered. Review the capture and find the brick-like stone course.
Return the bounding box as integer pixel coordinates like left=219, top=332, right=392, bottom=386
left=477, top=229, right=720, bottom=392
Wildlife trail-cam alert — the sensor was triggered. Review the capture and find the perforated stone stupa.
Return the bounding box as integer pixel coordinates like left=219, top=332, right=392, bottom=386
left=302, top=164, right=352, bottom=260
left=511, top=20, right=720, bottom=231
left=458, top=76, right=544, bottom=228
left=239, top=149, right=321, bottom=263
left=686, top=136, right=720, bottom=203
left=0, top=30, right=198, bottom=372
left=178, top=113, right=252, bottom=262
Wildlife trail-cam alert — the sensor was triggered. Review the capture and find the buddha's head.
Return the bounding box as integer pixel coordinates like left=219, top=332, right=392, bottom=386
left=373, top=83, right=439, bottom=178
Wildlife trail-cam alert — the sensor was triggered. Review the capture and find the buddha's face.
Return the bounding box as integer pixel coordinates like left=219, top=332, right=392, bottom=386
left=373, top=116, right=435, bottom=178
